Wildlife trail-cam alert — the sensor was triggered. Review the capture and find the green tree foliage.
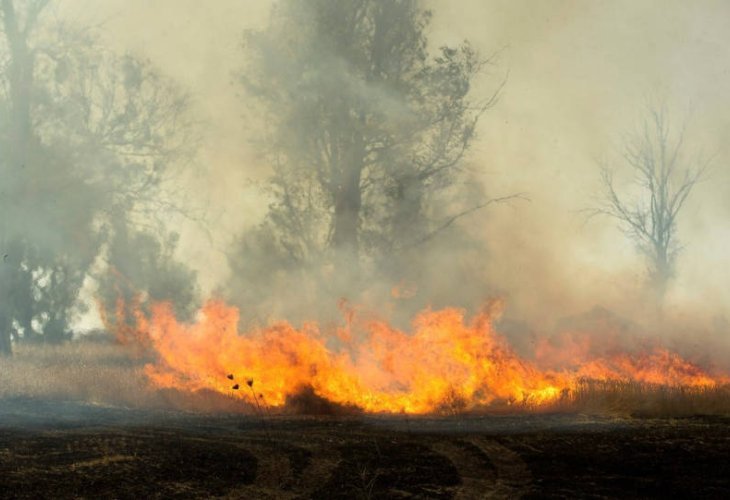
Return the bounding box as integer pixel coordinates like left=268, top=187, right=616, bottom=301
left=0, top=0, right=198, bottom=353
left=96, top=213, right=199, bottom=338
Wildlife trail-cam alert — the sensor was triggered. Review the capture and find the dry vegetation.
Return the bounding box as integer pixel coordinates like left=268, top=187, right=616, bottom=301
left=2, top=340, right=730, bottom=418
left=0, top=339, right=267, bottom=413
left=0, top=339, right=153, bottom=407
left=547, top=379, right=730, bottom=417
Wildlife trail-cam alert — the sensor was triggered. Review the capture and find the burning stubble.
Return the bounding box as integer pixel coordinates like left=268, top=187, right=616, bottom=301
left=1, top=0, right=729, bottom=418
left=3, top=3, right=730, bottom=498
left=99, top=297, right=730, bottom=416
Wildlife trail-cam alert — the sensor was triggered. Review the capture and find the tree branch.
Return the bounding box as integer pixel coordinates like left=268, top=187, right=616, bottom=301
left=398, top=193, right=529, bottom=249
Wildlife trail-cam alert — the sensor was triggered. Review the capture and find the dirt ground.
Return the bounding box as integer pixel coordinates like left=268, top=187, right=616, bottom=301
left=0, top=397, right=729, bottom=499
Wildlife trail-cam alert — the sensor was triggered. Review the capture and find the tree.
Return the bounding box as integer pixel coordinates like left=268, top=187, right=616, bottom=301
left=592, top=107, right=708, bottom=300
left=97, top=212, right=199, bottom=340
left=0, top=0, right=197, bottom=354
left=236, top=0, right=504, bottom=313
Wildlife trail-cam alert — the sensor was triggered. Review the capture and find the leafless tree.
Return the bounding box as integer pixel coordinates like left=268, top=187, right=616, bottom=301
left=591, top=107, right=709, bottom=300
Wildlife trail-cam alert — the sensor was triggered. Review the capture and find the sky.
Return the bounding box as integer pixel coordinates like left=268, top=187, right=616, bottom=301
left=60, top=0, right=730, bottom=328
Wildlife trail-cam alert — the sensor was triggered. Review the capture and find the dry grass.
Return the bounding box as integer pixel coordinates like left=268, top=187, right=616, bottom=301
left=2, top=341, right=730, bottom=417
left=0, top=339, right=158, bottom=407
left=0, top=340, right=264, bottom=412
left=546, top=379, right=730, bottom=417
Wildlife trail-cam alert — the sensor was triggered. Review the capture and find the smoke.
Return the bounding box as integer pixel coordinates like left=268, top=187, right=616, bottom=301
left=3, top=0, right=730, bottom=411
left=94, top=2, right=729, bottom=341
left=59, top=1, right=727, bottom=322
left=428, top=0, right=730, bottom=338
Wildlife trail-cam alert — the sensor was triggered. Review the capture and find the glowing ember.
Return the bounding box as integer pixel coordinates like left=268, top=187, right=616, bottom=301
left=104, top=299, right=728, bottom=414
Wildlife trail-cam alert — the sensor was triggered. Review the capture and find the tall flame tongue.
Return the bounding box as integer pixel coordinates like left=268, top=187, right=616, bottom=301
left=107, top=299, right=725, bottom=414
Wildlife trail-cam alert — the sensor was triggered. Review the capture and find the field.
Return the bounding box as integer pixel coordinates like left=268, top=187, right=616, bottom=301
left=1, top=398, right=730, bottom=499
left=1, top=341, right=730, bottom=498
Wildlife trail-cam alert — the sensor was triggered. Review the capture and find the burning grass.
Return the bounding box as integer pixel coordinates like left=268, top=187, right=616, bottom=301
left=93, top=296, right=730, bottom=417
left=1, top=338, right=730, bottom=417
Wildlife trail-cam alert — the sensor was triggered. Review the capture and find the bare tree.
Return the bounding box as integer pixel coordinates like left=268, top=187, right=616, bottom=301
left=592, top=107, right=709, bottom=300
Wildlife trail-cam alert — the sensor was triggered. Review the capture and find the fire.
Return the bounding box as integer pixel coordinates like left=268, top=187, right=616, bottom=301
left=535, top=328, right=723, bottom=387
left=104, top=298, right=728, bottom=414
left=575, top=351, right=719, bottom=387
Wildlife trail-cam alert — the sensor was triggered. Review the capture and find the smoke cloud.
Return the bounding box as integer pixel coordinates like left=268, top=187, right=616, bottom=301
left=3, top=0, right=730, bottom=408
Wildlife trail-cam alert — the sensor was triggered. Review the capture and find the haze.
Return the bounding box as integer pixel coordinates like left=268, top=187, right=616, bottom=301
left=39, top=0, right=730, bottom=333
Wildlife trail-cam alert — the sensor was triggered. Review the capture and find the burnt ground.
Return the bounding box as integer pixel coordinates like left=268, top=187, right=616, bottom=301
left=0, top=398, right=729, bottom=499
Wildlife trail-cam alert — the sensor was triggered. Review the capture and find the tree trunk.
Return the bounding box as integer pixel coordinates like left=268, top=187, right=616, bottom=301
left=650, top=244, right=672, bottom=314
left=0, top=311, right=12, bottom=356
left=2, top=0, right=34, bottom=167
left=391, top=173, right=424, bottom=245
left=1, top=0, right=37, bottom=355
left=330, top=134, right=364, bottom=279
left=331, top=171, right=362, bottom=288
left=332, top=179, right=361, bottom=257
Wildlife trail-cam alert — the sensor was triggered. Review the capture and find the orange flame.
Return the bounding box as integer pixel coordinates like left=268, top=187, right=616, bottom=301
left=105, top=298, right=728, bottom=414
left=575, top=350, right=718, bottom=386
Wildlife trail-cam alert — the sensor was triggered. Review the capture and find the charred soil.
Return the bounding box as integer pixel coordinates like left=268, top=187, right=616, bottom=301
left=0, top=398, right=728, bottom=499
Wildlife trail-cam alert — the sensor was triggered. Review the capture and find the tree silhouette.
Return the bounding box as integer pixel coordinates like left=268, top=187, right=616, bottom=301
left=0, top=0, right=197, bottom=353
left=235, top=0, right=508, bottom=314
left=592, top=107, right=709, bottom=300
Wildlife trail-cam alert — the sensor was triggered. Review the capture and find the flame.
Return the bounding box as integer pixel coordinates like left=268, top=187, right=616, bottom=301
left=104, top=298, right=728, bottom=414
left=535, top=329, right=723, bottom=387
left=575, top=350, right=718, bottom=386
